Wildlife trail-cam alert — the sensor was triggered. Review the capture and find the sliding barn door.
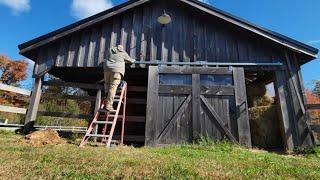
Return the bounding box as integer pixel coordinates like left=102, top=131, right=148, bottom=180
left=145, top=66, right=251, bottom=146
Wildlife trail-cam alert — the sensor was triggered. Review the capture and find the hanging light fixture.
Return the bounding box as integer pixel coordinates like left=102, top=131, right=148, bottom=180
left=157, top=10, right=171, bottom=25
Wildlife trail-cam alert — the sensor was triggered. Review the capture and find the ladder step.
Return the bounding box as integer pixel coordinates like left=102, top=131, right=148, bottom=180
left=99, top=109, right=117, bottom=113
left=94, top=121, right=113, bottom=124
left=86, top=134, right=110, bottom=138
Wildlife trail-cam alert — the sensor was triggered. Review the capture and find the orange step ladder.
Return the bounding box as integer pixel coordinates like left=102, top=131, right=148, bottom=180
left=80, top=82, right=127, bottom=148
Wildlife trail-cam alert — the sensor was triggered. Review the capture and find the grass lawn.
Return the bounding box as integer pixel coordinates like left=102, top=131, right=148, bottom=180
left=0, top=130, right=319, bottom=179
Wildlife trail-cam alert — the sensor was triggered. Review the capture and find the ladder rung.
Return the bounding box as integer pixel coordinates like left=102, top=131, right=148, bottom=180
left=94, top=121, right=113, bottom=124
left=99, top=109, right=108, bottom=113
left=99, top=109, right=117, bottom=113
left=108, top=115, right=121, bottom=118
left=86, top=134, right=110, bottom=138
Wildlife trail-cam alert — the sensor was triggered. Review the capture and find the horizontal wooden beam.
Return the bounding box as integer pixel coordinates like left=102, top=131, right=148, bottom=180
left=38, top=111, right=146, bottom=123
left=43, top=94, right=146, bottom=104
left=0, top=83, right=31, bottom=96
left=201, top=86, right=234, bottom=96
left=307, top=104, right=320, bottom=110
left=158, top=85, right=234, bottom=95
left=243, top=66, right=285, bottom=71
left=98, top=115, right=146, bottom=123
left=159, top=85, right=192, bottom=95
left=112, top=135, right=145, bottom=142
left=134, top=61, right=284, bottom=67
left=43, top=81, right=146, bottom=92
left=43, top=81, right=103, bottom=90
left=159, top=66, right=233, bottom=74
left=0, top=105, right=27, bottom=114
left=43, top=94, right=96, bottom=101
left=38, top=111, right=90, bottom=119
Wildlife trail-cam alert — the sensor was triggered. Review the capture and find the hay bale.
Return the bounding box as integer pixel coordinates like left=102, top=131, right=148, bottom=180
left=252, top=96, right=274, bottom=107
left=248, top=95, right=274, bottom=108
left=249, top=105, right=282, bottom=148
left=21, top=129, right=65, bottom=146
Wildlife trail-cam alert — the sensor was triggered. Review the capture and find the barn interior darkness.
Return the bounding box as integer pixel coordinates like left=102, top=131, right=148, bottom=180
left=245, top=70, right=283, bottom=150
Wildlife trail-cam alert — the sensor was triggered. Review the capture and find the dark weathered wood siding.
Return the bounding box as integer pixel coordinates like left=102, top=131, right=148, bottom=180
left=35, top=0, right=284, bottom=70
left=30, top=0, right=314, bottom=149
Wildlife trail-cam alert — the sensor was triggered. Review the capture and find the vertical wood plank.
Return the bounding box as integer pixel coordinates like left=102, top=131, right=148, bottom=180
left=76, top=31, right=89, bottom=67
left=87, top=28, right=100, bottom=67
left=275, top=70, right=295, bottom=151
left=233, top=67, right=251, bottom=147
left=121, top=12, right=133, bottom=51
left=98, top=24, right=107, bottom=66
left=140, top=5, right=150, bottom=67
left=24, top=76, right=43, bottom=134
left=192, top=74, right=200, bottom=140
left=145, top=66, right=159, bottom=146
left=130, top=9, right=142, bottom=61
left=285, top=52, right=306, bottom=114
left=66, top=35, right=80, bottom=67
left=56, top=39, right=67, bottom=66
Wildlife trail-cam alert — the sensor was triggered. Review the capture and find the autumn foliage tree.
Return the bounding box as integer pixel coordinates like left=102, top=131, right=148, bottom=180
left=0, top=55, right=28, bottom=86
left=0, top=55, right=29, bottom=106
left=306, top=88, right=320, bottom=124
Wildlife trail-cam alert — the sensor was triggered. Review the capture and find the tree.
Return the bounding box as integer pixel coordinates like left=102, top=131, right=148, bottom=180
left=0, top=55, right=28, bottom=86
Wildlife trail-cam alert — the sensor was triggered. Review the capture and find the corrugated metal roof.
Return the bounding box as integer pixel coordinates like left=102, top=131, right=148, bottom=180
left=18, top=0, right=318, bottom=58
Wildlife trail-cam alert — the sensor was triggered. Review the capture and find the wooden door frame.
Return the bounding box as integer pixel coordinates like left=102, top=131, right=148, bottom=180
left=145, top=66, right=251, bottom=147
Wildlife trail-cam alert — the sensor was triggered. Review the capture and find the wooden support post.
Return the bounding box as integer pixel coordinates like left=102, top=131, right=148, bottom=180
left=233, top=67, right=252, bottom=147
left=145, top=66, right=159, bottom=146
left=192, top=74, right=200, bottom=141
left=94, top=89, right=102, bottom=114
left=284, top=52, right=306, bottom=114
left=24, top=77, right=43, bottom=134
left=293, top=54, right=316, bottom=147
left=275, top=70, right=295, bottom=151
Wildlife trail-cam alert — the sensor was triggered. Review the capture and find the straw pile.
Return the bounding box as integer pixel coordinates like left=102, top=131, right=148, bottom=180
left=21, top=129, right=65, bottom=146
left=249, top=105, right=282, bottom=148
left=247, top=82, right=282, bottom=148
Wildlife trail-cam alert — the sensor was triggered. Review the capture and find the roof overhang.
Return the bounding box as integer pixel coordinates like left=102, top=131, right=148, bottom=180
left=18, top=0, right=318, bottom=60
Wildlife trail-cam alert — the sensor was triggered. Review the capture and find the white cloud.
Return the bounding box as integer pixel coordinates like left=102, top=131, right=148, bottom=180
left=0, top=0, right=30, bottom=15
left=71, top=0, right=114, bottom=20
left=199, top=0, right=210, bottom=4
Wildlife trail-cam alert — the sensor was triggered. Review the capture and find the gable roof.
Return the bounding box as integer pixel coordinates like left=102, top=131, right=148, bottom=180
left=18, top=0, right=318, bottom=59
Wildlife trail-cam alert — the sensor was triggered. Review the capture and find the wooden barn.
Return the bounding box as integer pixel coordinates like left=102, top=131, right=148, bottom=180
left=19, top=0, right=318, bottom=151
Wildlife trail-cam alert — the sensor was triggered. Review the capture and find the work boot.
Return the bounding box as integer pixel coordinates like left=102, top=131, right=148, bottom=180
left=106, top=105, right=115, bottom=111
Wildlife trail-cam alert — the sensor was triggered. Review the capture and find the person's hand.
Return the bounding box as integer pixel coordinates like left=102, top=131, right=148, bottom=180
left=140, top=53, right=145, bottom=58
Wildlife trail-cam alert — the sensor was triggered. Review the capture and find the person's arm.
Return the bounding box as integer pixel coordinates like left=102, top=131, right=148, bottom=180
left=123, top=53, right=136, bottom=64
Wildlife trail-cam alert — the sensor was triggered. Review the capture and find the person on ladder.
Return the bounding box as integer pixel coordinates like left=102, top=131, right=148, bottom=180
left=104, top=45, right=135, bottom=111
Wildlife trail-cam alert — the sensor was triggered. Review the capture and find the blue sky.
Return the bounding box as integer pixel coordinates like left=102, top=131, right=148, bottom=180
left=0, top=0, right=319, bottom=89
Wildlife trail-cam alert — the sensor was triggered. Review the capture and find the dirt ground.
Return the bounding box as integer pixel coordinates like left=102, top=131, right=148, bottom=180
left=20, top=129, right=66, bottom=146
